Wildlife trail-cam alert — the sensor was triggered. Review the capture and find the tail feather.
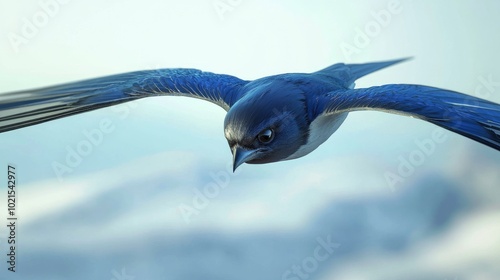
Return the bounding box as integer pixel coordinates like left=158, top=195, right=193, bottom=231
left=316, top=57, right=411, bottom=87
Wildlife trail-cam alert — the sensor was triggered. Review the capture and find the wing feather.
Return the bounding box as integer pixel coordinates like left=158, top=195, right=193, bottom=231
left=0, top=69, right=247, bottom=133
left=317, top=84, right=500, bottom=150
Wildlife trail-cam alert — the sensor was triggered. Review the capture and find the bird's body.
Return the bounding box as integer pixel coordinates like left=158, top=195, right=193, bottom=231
left=224, top=72, right=351, bottom=164
left=1, top=58, right=499, bottom=170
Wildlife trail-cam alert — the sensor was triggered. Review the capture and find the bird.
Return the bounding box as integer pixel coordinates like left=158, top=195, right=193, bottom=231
left=1, top=58, right=499, bottom=171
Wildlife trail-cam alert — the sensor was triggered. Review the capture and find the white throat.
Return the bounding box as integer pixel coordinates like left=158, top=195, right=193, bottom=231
left=285, top=112, right=348, bottom=160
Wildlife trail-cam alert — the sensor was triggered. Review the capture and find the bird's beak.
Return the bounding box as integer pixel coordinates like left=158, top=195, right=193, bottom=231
left=232, top=146, right=258, bottom=172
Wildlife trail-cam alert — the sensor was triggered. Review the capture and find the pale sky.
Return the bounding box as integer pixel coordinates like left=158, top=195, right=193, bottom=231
left=0, top=1, right=499, bottom=279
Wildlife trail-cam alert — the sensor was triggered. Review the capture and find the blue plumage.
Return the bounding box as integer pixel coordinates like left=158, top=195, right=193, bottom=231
left=319, top=84, right=500, bottom=150
left=1, top=59, right=498, bottom=170
left=0, top=69, right=246, bottom=132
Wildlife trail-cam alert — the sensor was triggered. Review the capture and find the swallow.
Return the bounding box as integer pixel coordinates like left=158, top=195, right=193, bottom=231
left=1, top=58, right=499, bottom=171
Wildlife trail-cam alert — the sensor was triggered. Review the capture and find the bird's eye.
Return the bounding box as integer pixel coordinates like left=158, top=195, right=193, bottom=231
left=258, top=129, right=274, bottom=143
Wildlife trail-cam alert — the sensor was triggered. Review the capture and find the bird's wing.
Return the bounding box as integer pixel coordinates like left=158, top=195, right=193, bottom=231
left=314, top=58, right=410, bottom=88
left=315, top=84, right=500, bottom=150
left=0, top=69, right=247, bottom=133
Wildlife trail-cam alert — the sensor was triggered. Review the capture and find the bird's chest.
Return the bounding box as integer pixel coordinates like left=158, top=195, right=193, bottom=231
left=285, top=112, right=348, bottom=160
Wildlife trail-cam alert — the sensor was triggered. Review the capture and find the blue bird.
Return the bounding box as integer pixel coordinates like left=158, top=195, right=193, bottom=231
left=1, top=58, right=499, bottom=171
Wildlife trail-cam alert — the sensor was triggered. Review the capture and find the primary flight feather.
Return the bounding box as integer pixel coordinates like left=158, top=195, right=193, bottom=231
left=1, top=58, right=499, bottom=170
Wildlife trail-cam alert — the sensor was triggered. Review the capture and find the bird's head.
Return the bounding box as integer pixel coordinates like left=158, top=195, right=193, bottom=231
left=224, top=81, right=309, bottom=171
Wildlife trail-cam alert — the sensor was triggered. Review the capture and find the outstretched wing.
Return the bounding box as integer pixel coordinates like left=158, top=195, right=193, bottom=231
left=0, top=69, right=247, bottom=133
left=316, top=84, right=500, bottom=150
